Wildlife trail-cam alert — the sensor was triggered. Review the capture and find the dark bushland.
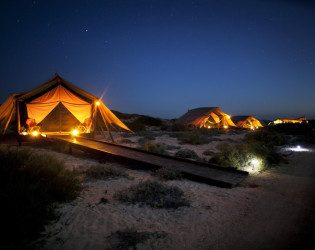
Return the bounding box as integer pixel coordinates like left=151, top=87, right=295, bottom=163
left=0, top=146, right=81, bottom=248
left=271, top=121, right=315, bottom=144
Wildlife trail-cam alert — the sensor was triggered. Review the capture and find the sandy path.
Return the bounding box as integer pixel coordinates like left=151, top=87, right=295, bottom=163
left=37, top=146, right=315, bottom=250
left=216, top=148, right=315, bottom=250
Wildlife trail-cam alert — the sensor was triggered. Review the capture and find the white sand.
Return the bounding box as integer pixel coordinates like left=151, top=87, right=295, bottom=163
left=30, top=143, right=315, bottom=250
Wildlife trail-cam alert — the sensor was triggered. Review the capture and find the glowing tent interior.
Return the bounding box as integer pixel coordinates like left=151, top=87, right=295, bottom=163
left=175, top=107, right=236, bottom=129
left=273, top=117, right=307, bottom=124
left=231, top=116, right=263, bottom=129
left=0, top=74, right=132, bottom=138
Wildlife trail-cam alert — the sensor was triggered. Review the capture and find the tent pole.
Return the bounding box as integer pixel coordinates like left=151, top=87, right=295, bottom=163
left=16, top=99, right=20, bottom=134
left=91, top=105, right=97, bottom=138
left=104, top=118, right=114, bottom=143
left=95, top=115, right=107, bottom=139
left=2, top=107, right=15, bottom=135
left=94, top=104, right=114, bottom=142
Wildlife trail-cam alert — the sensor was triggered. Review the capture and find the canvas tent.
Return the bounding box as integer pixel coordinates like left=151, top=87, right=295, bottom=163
left=0, top=74, right=131, bottom=137
left=232, top=116, right=263, bottom=129
left=176, top=107, right=236, bottom=128
left=273, top=117, right=307, bottom=124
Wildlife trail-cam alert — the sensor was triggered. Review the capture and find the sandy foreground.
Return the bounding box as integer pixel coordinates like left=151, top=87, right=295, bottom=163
left=23, top=140, right=315, bottom=250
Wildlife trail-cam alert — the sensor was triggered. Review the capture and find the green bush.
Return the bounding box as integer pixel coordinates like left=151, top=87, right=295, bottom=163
left=212, top=138, right=285, bottom=172
left=209, top=128, right=288, bottom=172
left=175, top=149, right=199, bottom=160
left=84, top=164, right=128, bottom=180
left=0, top=146, right=81, bottom=248
left=155, top=167, right=182, bottom=180
left=113, top=180, right=189, bottom=209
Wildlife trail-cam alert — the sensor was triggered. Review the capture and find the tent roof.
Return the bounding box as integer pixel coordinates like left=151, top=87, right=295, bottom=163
left=232, top=115, right=264, bottom=128
left=0, top=74, right=132, bottom=134
left=231, top=115, right=262, bottom=124
left=176, top=107, right=236, bottom=127
left=19, top=74, right=97, bottom=103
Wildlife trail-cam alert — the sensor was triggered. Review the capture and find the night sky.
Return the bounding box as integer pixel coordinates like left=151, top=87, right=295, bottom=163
left=1, top=0, right=314, bottom=120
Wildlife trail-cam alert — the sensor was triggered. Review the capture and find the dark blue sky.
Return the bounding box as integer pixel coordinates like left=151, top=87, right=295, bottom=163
left=1, top=0, right=314, bottom=120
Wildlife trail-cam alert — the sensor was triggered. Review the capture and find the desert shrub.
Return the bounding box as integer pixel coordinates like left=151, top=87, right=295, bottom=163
left=47, top=140, right=71, bottom=154
left=84, top=164, right=128, bottom=180
left=272, top=122, right=315, bottom=144
left=124, top=120, right=146, bottom=132
left=212, top=142, right=259, bottom=170
left=165, top=144, right=181, bottom=150
left=173, top=131, right=211, bottom=145
left=155, top=167, right=182, bottom=180
left=137, top=138, right=155, bottom=148
left=160, top=123, right=170, bottom=131
left=121, top=132, right=132, bottom=138
left=119, top=138, right=134, bottom=144
left=245, top=128, right=287, bottom=146
left=171, top=123, right=192, bottom=131
left=107, top=228, right=166, bottom=249
left=111, top=110, right=138, bottom=120
left=0, top=146, right=81, bottom=248
left=212, top=140, right=285, bottom=172
left=114, top=180, right=189, bottom=208
left=142, top=141, right=168, bottom=155
left=136, top=116, right=163, bottom=126
left=202, top=150, right=215, bottom=156
left=175, top=149, right=199, bottom=160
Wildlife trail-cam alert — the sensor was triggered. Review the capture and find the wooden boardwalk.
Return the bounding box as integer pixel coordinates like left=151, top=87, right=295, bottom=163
left=50, top=135, right=248, bottom=188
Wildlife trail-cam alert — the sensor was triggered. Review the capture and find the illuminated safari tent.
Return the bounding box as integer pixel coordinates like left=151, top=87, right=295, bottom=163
left=0, top=74, right=131, bottom=138
left=176, top=107, right=236, bottom=129
left=232, top=116, right=263, bottom=129
left=273, top=117, right=307, bottom=124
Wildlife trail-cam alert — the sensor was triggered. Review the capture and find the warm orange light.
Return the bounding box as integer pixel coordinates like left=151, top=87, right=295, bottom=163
left=32, top=131, right=38, bottom=136
left=72, top=129, right=79, bottom=136
left=207, top=126, right=211, bottom=129
left=96, top=101, right=100, bottom=106
left=224, top=125, right=227, bottom=129
left=41, top=134, right=47, bottom=137
left=227, top=115, right=231, bottom=119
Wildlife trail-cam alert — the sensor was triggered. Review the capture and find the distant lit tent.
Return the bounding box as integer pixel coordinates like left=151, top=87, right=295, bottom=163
left=273, top=117, right=307, bottom=124
left=232, top=116, right=263, bottom=129
left=0, top=74, right=132, bottom=139
left=176, top=107, right=236, bottom=129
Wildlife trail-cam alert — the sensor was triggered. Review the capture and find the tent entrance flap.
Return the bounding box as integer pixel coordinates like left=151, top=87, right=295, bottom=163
left=39, top=102, right=81, bottom=132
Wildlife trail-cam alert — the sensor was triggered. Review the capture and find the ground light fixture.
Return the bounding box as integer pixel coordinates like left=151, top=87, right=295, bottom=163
left=289, top=145, right=311, bottom=152
left=72, top=129, right=79, bottom=136
left=251, top=158, right=259, bottom=166
left=32, top=131, right=38, bottom=136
